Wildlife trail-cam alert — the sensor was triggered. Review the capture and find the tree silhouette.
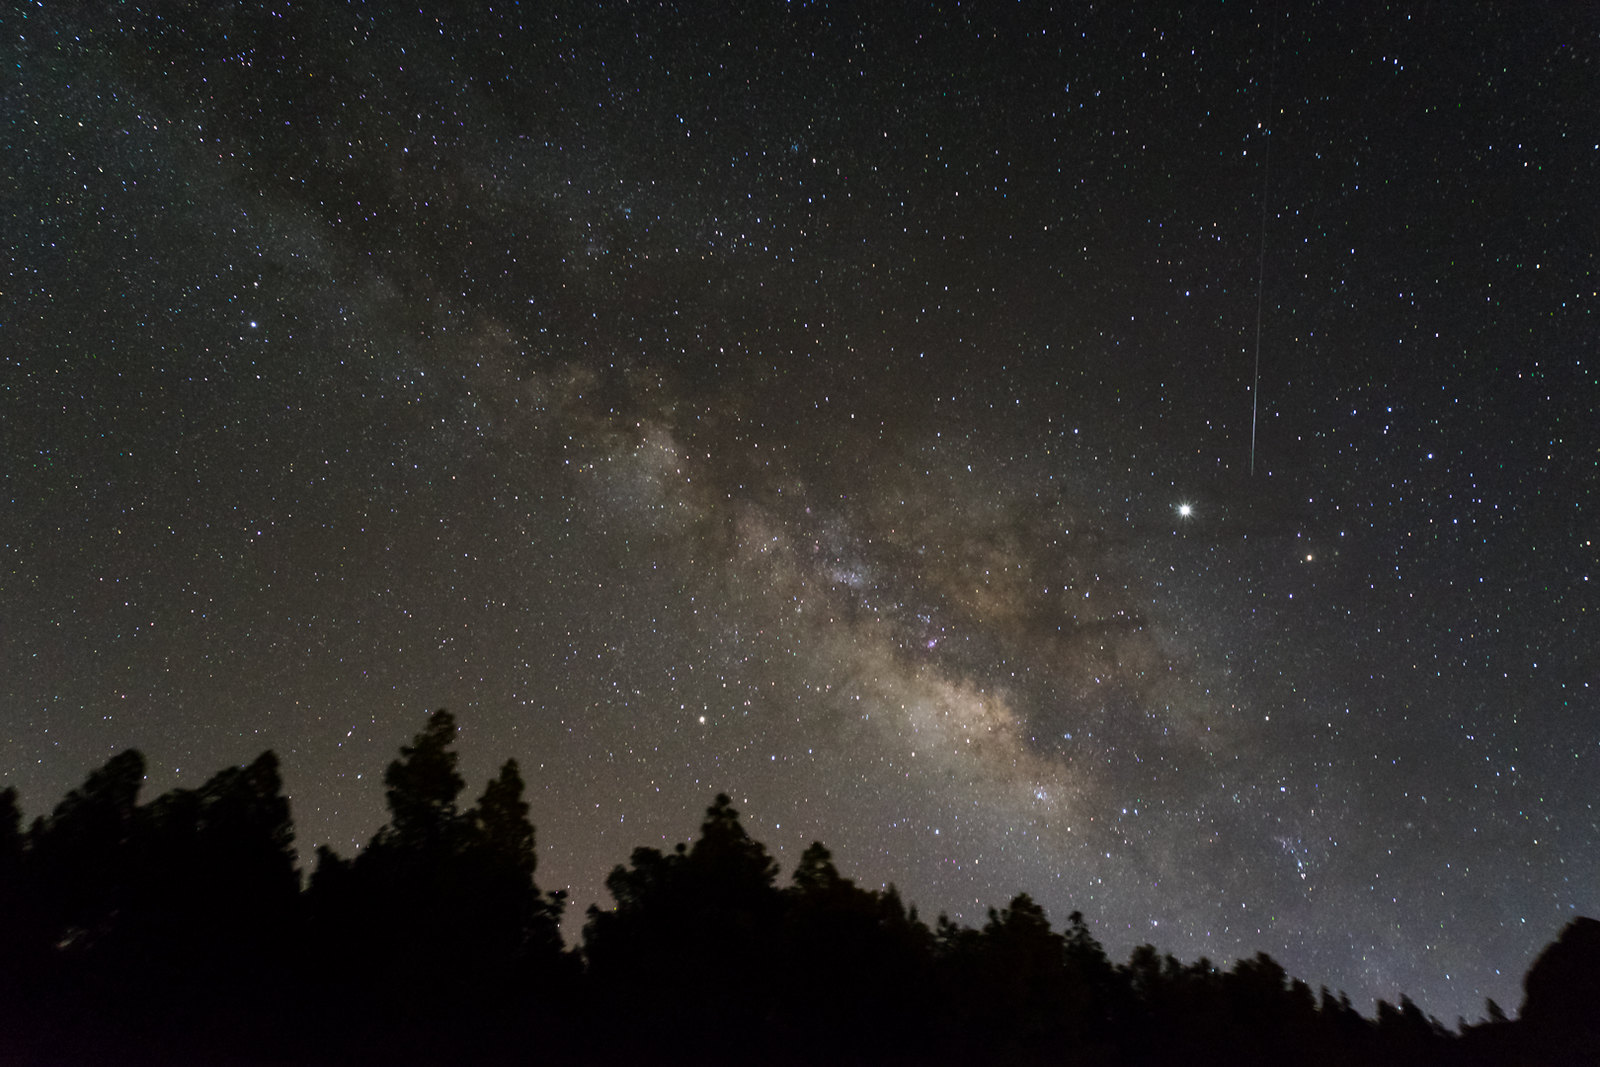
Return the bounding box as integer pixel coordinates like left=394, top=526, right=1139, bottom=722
left=1518, top=916, right=1600, bottom=1065
left=119, top=751, right=300, bottom=1056
left=0, top=785, right=42, bottom=1058
left=0, top=787, right=20, bottom=869
left=303, top=710, right=570, bottom=1063
left=1062, top=907, right=1127, bottom=1046
left=3, top=716, right=1597, bottom=1065
left=0, top=749, right=303, bottom=1062
left=1216, top=952, right=1319, bottom=1062
left=583, top=793, right=784, bottom=1057
left=380, top=707, right=467, bottom=850
left=778, top=843, right=932, bottom=1057
left=25, top=748, right=146, bottom=959
left=3, top=752, right=147, bottom=1061
left=474, top=758, right=536, bottom=875
left=457, top=757, right=569, bottom=993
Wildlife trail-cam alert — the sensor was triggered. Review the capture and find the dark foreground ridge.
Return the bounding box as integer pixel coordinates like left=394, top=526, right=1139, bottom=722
left=1, top=711, right=1594, bottom=1066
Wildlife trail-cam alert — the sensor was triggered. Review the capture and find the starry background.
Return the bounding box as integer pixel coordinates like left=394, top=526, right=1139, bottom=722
left=4, top=1, right=1595, bottom=1024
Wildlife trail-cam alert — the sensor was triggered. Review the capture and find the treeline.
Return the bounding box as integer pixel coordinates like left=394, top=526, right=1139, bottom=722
left=1, top=711, right=1595, bottom=1066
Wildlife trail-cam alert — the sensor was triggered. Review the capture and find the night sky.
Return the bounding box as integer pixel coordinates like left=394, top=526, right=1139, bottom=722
left=5, top=1, right=1595, bottom=1024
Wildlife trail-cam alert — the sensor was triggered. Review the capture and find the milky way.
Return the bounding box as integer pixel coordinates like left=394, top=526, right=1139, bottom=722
left=4, top=1, right=1594, bottom=1023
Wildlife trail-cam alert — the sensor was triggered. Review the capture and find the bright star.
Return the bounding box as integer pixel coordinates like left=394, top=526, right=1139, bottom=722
left=1177, top=503, right=1193, bottom=518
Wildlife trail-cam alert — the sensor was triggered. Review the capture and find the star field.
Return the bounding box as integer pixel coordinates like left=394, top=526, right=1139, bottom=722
left=3, top=1, right=1595, bottom=1024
